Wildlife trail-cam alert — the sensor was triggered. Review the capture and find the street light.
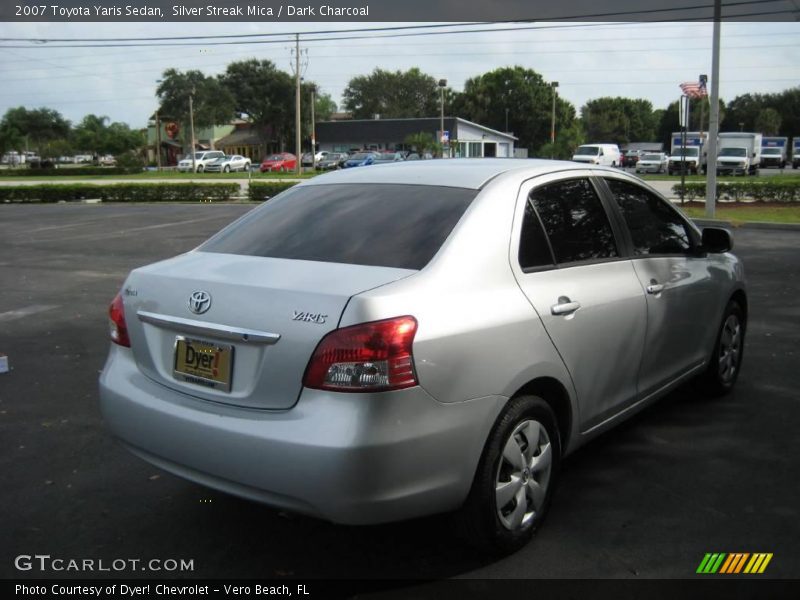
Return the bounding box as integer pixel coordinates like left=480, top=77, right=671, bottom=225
left=550, top=81, right=559, bottom=159
left=438, top=79, right=447, bottom=158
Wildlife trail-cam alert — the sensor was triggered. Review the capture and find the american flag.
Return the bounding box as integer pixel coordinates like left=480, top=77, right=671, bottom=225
left=680, top=80, right=708, bottom=99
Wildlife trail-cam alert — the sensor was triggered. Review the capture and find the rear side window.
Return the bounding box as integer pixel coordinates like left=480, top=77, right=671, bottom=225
left=200, top=183, right=477, bottom=270
left=518, top=200, right=554, bottom=270
left=529, top=178, right=618, bottom=265
left=604, top=178, right=692, bottom=255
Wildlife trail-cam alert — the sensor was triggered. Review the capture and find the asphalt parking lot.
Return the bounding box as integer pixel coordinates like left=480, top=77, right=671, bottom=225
left=1, top=203, right=799, bottom=582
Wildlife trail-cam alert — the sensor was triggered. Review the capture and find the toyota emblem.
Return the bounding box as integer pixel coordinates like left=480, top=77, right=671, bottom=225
left=188, top=290, right=212, bottom=315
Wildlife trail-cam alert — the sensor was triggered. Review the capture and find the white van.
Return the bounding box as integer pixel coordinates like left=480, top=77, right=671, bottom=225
left=572, top=144, right=621, bottom=167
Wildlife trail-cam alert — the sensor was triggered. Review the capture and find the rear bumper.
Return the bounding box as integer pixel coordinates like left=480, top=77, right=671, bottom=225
left=99, top=345, right=502, bottom=525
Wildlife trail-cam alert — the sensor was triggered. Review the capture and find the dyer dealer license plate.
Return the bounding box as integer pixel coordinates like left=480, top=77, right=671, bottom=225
left=174, top=337, right=233, bottom=391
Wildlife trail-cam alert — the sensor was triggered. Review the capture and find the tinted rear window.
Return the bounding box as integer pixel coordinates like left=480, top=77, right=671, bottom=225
left=200, top=183, right=477, bottom=270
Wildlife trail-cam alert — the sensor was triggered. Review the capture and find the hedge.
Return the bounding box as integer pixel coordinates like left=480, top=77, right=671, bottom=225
left=0, top=183, right=240, bottom=203
left=248, top=181, right=299, bottom=202
left=0, top=167, right=142, bottom=177
left=673, top=180, right=800, bottom=202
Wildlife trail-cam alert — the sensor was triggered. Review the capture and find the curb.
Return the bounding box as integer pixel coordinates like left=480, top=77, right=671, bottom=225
left=692, top=218, right=800, bottom=231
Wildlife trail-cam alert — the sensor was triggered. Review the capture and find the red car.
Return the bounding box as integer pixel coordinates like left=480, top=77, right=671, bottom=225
left=260, top=153, right=297, bottom=172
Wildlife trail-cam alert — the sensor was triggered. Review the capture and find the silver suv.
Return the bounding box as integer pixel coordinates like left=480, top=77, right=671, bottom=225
left=100, top=160, right=746, bottom=554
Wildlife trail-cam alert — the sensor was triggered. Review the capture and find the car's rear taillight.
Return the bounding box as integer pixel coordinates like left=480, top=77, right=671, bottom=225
left=109, top=292, right=131, bottom=347
left=303, top=316, right=418, bottom=392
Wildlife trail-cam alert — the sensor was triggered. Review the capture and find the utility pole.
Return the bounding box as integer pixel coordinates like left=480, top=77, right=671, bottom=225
left=189, top=88, right=197, bottom=173
left=705, top=0, right=722, bottom=219
left=438, top=79, right=447, bottom=158
left=295, top=33, right=301, bottom=175
left=155, top=110, right=162, bottom=171
left=550, top=81, right=559, bottom=159
left=310, top=86, right=316, bottom=170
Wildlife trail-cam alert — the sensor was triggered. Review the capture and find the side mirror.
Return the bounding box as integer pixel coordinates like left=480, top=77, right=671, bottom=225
left=702, top=227, right=733, bottom=253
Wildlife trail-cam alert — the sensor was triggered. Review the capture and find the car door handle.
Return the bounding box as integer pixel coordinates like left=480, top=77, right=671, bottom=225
left=551, top=299, right=581, bottom=316
left=646, top=283, right=665, bottom=295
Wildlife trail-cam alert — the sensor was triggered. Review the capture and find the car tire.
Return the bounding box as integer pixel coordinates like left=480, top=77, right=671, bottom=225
left=244, top=163, right=251, bottom=171
left=696, top=300, right=746, bottom=397
left=197, top=165, right=204, bottom=173
left=454, top=395, right=560, bottom=555
left=223, top=165, right=230, bottom=173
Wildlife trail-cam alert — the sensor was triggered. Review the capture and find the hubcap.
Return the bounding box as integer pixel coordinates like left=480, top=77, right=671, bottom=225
left=495, top=419, right=552, bottom=531
left=718, top=314, right=742, bottom=384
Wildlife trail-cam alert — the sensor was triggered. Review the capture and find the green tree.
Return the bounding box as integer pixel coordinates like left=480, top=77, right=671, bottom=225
left=754, top=108, right=782, bottom=136
left=404, top=131, right=439, bottom=157
left=723, top=87, right=798, bottom=136
left=219, top=59, right=294, bottom=151
left=723, top=93, right=758, bottom=132
left=454, top=66, right=576, bottom=154
left=156, top=69, right=235, bottom=152
left=315, top=92, right=337, bottom=122
left=0, top=115, right=24, bottom=157
left=581, top=97, right=658, bottom=146
left=538, top=120, right=585, bottom=160
left=73, top=114, right=144, bottom=157
left=343, top=67, right=443, bottom=119
left=0, top=106, right=70, bottom=156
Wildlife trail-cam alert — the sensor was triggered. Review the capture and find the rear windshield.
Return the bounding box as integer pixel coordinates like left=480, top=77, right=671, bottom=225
left=200, top=183, right=478, bottom=270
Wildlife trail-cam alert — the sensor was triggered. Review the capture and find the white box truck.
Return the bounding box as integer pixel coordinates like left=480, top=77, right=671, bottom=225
left=668, top=131, right=707, bottom=175
left=793, top=138, right=800, bottom=169
left=761, top=136, right=788, bottom=169
left=716, top=132, right=762, bottom=176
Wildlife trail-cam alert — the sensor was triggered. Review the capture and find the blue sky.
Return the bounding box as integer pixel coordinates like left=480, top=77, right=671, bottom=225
left=0, top=21, right=798, bottom=127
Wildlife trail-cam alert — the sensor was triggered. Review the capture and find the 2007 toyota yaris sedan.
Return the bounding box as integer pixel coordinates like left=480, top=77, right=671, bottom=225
left=99, top=159, right=746, bottom=554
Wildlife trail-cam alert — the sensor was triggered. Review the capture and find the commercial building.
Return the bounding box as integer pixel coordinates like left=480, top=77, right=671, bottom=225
left=315, top=117, right=517, bottom=158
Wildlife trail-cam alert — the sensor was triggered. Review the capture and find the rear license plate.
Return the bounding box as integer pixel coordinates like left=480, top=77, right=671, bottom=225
left=174, top=337, right=234, bottom=391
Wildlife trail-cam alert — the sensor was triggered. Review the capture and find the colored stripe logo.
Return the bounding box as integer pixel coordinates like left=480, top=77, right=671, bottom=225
left=697, top=553, right=773, bottom=574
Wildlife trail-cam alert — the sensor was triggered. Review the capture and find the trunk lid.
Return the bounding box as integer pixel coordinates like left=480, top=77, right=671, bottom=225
left=121, top=251, right=415, bottom=409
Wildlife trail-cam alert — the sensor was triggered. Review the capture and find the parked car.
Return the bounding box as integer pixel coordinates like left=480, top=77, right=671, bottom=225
left=316, top=152, right=349, bottom=171
left=205, top=155, right=251, bottom=173
left=99, top=155, right=117, bottom=167
left=342, top=152, right=379, bottom=168
left=100, top=159, right=747, bottom=554
left=621, top=149, right=642, bottom=168
left=635, top=153, right=669, bottom=174
left=260, top=153, right=297, bottom=172
left=372, top=152, right=405, bottom=165
left=177, top=151, right=226, bottom=173
left=302, top=151, right=329, bottom=167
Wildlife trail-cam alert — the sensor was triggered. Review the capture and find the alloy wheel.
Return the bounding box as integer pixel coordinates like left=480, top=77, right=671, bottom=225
left=718, top=314, right=742, bottom=384
left=495, top=419, right=552, bottom=531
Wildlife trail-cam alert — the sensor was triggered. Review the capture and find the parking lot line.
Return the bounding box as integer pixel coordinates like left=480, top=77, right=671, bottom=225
left=0, top=304, right=59, bottom=323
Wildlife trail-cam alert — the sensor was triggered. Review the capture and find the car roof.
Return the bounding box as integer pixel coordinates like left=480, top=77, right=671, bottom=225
left=303, top=158, right=609, bottom=190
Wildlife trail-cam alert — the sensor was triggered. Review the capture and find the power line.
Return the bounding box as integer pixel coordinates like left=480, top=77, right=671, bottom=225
left=0, top=4, right=795, bottom=49
left=0, top=0, right=790, bottom=44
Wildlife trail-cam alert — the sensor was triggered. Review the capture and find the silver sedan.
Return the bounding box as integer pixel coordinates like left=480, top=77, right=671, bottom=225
left=100, top=159, right=746, bottom=554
